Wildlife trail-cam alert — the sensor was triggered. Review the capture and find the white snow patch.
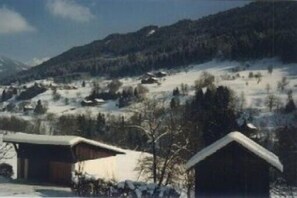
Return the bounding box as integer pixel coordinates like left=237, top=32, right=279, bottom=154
left=247, top=123, right=257, bottom=130
left=147, top=29, right=155, bottom=36
left=76, top=150, right=151, bottom=182
left=3, top=133, right=125, bottom=154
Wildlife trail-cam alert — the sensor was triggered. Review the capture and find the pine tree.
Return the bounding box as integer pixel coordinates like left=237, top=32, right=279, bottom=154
left=284, top=90, right=296, bottom=113
left=186, top=86, right=238, bottom=147
left=173, top=87, right=180, bottom=96
left=134, top=87, right=139, bottom=98
left=96, top=113, right=106, bottom=136
left=1, top=90, right=6, bottom=102
left=170, top=98, right=180, bottom=109
left=34, top=100, right=46, bottom=114
left=278, top=126, right=297, bottom=185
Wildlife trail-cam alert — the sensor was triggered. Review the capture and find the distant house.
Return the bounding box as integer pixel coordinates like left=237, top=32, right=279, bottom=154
left=81, top=99, right=95, bottom=106
left=81, top=98, right=105, bottom=106
left=23, top=104, right=34, bottom=114
left=186, top=132, right=283, bottom=198
left=145, top=72, right=155, bottom=78
left=155, top=71, right=167, bottom=78
left=94, top=98, right=105, bottom=105
left=141, top=77, right=158, bottom=84
left=3, top=133, right=124, bottom=186
left=63, top=85, right=78, bottom=90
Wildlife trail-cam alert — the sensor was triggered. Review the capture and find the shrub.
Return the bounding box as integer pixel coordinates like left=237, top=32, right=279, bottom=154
left=248, top=72, right=254, bottom=78
left=52, top=89, right=61, bottom=101
left=34, top=100, right=48, bottom=114
left=0, top=163, right=13, bottom=178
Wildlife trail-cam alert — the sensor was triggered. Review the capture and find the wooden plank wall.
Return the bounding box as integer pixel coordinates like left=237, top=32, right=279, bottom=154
left=49, top=161, right=72, bottom=185
left=75, top=143, right=115, bottom=161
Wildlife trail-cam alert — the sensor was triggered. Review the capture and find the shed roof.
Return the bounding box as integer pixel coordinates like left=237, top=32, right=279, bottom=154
left=247, top=123, right=257, bottom=130
left=186, top=131, right=283, bottom=172
left=94, top=98, right=105, bottom=103
left=3, top=133, right=125, bottom=154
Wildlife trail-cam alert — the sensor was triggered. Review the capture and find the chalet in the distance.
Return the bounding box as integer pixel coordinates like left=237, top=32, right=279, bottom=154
left=186, top=131, right=283, bottom=198
left=3, top=133, right=125, bottom=186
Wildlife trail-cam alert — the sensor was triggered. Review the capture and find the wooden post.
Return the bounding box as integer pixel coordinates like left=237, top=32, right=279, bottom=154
left=24, top=159, right=28, bottom=179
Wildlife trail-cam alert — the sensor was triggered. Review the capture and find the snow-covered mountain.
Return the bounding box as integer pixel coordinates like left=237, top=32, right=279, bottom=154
left=0, top=55, right=29, bottom=77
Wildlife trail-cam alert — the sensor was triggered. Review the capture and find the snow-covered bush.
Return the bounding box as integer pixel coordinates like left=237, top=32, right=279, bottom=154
left=71, top=172, right=180, bottom=197
left=0, top=163, right=13, bottom=178
left=116, top=180, right=180, bottom=198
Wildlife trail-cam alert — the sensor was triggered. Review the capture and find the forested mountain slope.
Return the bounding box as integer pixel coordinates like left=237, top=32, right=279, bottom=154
left=1, top=1, right=296, bottom=84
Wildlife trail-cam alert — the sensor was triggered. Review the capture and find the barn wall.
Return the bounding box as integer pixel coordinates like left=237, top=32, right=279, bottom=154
left=27, top=158, right=49, bottom=181
left=49, top=161, right=73, bottom=185
left=17, top=158, right=73, bottom=185
left=195, top=143, right=270, bottom=198
left=18, top=144, right=75, bottom=162
left=74, top=143, right=116, bottom=161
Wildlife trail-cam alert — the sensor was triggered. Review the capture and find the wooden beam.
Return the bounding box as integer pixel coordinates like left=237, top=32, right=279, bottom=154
left=13, top=143, right=19, bottom=154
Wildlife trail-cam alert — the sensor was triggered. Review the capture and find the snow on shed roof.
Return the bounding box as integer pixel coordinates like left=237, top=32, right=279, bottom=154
left=247, top=123, right=257, bottom=130
left=186, top=131, right=283, bottom=172
left=3, top=133, right=125, bottom=154
left=94, top=98, right=105, bottom=103
left=82, top=100, right=93, bottom=104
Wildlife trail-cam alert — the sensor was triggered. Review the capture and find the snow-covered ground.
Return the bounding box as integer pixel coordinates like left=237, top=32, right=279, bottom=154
left=1, top=58, right=297, bottom=196
left=2, top=58, right=297, bottom=119
left=73, top=150, right=151, bottom=182
left=0, top=179, right=74, bottom=197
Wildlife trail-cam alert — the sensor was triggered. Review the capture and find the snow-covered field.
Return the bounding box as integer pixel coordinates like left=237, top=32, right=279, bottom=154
left=2, top=58, right=297, bottom=119
left=1, top=58, right=297, bottom=196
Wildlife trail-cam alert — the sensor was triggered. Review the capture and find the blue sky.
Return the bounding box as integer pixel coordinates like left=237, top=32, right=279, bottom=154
left=0, top=0, right=248, bottom=66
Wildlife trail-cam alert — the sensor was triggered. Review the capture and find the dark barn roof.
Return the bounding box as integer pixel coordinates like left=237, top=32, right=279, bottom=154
left=186, top=131, right=283, bottom=172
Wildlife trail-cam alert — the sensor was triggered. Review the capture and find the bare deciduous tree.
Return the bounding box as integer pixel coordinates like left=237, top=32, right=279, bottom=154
left=0, top=132, right=15, bottom=162
left=129, top=99, right=191, bottom=190
left=265, top=94, right=279, bottom=112
left=277, top=77, right=290, bottom=92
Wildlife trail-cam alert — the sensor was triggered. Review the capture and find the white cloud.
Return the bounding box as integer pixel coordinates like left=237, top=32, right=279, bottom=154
left=0, top=6, right=35, bottom=34
left=30, top=57, right=50, bottom=66
left=47, top=0, right=95, bottom=23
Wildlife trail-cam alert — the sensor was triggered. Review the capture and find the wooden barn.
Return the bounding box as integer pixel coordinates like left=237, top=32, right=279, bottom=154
left=3, top=133, right=124, bottom=186
left=186, top=131, right=283, bottom=198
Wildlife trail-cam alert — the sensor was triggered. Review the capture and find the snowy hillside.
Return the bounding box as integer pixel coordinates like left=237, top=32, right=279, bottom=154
left=0, top=58, right=296, bottom=129
left=1, top=58, right=297, bottom=196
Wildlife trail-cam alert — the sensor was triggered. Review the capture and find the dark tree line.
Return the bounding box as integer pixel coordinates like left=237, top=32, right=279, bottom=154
left=184, top=85, right=239, bottom=153
left=17, top=83, right=47, bottom=101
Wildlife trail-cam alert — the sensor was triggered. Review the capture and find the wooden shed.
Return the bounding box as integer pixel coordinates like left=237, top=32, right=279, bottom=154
left=186, top=131, right=283, bottom=198
left=3, top=133, right=124, bottom=186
